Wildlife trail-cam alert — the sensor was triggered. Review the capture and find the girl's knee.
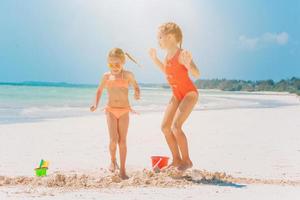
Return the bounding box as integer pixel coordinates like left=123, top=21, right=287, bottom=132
left=110, top=136, right=118, bottom=146
left=161, top=123, right=172, bottom=135
left=118, top=138, right=127, bottom=147
left=171, top=121, right=182, bottom=134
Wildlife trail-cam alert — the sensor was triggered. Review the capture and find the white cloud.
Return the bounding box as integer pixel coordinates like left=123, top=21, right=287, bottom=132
left=262, top=32, right=289, bottom=45
left=238, top=35, right=259, bottom=49
left=239, top=32, right=289, bottom=49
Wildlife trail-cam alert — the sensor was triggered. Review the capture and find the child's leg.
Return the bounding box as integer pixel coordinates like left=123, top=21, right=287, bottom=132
left=171, top=91, right=198, bottom=170
left=161, top=96, right=181, bottom=167
left=117, top=112, right=129, bottom=179
left=106, top=112, right=119, bottom=171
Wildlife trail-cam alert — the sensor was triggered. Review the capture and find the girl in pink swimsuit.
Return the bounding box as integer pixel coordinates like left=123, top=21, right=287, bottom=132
left=90, top=48, right=140, bottom=179
left=149, top=22, right=200, bottom=170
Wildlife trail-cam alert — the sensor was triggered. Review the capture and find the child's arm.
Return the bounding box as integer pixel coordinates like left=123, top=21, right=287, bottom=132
left=189, top=60, right=200, bottom=78
left=128, top=72, right=140, bottom=100
left=149, top=48, right=165, bottom=72
left=179, top=50, right=200, bottom=79
left=90, top=74, right=107, bottom=112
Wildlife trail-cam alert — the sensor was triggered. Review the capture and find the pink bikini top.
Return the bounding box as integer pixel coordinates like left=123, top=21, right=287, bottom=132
left=105, top=71, right=129, bottom=89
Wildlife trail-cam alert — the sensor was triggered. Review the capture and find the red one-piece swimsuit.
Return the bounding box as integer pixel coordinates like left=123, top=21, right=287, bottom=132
left=165, top=49, right=198, bottom=101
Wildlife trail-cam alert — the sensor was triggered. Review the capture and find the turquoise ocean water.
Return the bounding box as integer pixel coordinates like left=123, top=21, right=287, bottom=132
left=0, top=82, right=296, bottom=124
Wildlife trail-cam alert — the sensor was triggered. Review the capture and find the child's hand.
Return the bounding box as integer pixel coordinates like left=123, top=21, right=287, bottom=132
left=90, top=105, right=97, bottom=112
left=149, top=48, right=157, bottom=60
left=180, top=50, right=193, bottom=69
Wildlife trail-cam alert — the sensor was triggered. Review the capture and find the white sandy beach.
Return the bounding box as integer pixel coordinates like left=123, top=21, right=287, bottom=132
left=1, top=92, right=300, bottom=199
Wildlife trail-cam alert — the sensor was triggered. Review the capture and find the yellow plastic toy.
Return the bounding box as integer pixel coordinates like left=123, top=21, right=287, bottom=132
left=41, top=160, right=49, bottom=168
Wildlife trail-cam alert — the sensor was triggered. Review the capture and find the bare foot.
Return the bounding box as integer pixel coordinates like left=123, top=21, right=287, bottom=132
left=166, top=159, right=182, bottom=169
left=119, top=171, right=129, bottom=180
left=178, top=160, right=193, bottom=171
left=109, top=161, right=119, bottom=172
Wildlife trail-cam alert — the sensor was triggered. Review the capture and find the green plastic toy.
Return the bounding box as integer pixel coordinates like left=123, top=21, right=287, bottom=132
left=34, top=159, right=49, bottom=177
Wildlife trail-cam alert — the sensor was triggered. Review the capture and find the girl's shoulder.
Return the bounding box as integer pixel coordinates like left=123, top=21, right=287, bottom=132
left=123, top=70, right=135, bottom=78
left=103, top=71, right=111, bottom=80
left=178, top=48, right=188, bottom=57
left=122, top=70, right=137, bottom=82
left=178, top=49, right=192, bottom=63
left=166, top=48, right=183, bottom=63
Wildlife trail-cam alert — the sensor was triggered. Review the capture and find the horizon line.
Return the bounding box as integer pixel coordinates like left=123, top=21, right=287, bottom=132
left=0, top=76, right=299, bottom=87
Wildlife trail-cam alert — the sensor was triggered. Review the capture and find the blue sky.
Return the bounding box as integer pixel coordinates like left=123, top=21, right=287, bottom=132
left=0, top=0, right=299, bottom=84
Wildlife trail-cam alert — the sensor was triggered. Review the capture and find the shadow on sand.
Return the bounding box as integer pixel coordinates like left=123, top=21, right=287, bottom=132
left=183, top=175, right=247, bottom=188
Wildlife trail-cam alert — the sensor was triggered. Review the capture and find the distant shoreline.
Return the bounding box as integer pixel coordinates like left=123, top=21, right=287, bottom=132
left=194, top=77, right=300, bottom=96
left=0, top=81, right=95, bottom=88
left=1, top=77, right=299, bottom=96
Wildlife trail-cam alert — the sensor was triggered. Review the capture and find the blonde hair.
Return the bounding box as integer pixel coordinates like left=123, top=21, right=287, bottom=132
left=108, top=48, right=141, bottom=67
left=159, top=22, right=183, bottom=49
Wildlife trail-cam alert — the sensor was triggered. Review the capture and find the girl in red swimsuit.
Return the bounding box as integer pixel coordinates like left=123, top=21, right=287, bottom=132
left=149, top=22, right=200, bottom=170
left=90, top=48, right=140, bottom=179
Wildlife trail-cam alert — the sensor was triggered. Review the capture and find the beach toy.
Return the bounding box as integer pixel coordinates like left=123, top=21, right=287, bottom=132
left=41, top=160, right=49, bottom=168
left=151, top=156, right=169, bottom=170
left=34, top=159, right=49, bottom=177
left=34, top=167, right=48, bottom=177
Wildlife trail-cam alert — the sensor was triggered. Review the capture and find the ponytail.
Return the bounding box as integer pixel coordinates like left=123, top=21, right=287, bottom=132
left=108, top=48, right=142, bottom=68
left=179, top=31, right=183, bottom=49
left=125, top=52, right=142, bottom=68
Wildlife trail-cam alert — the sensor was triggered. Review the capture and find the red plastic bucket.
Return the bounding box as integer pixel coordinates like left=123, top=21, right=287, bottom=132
left=151, top=156, right=169, bottom=169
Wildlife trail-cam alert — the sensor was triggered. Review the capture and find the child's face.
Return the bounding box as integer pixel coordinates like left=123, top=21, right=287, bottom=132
left=157, top=32, right=177, bottom=49
left=108, top=57, right=124, bottom=74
